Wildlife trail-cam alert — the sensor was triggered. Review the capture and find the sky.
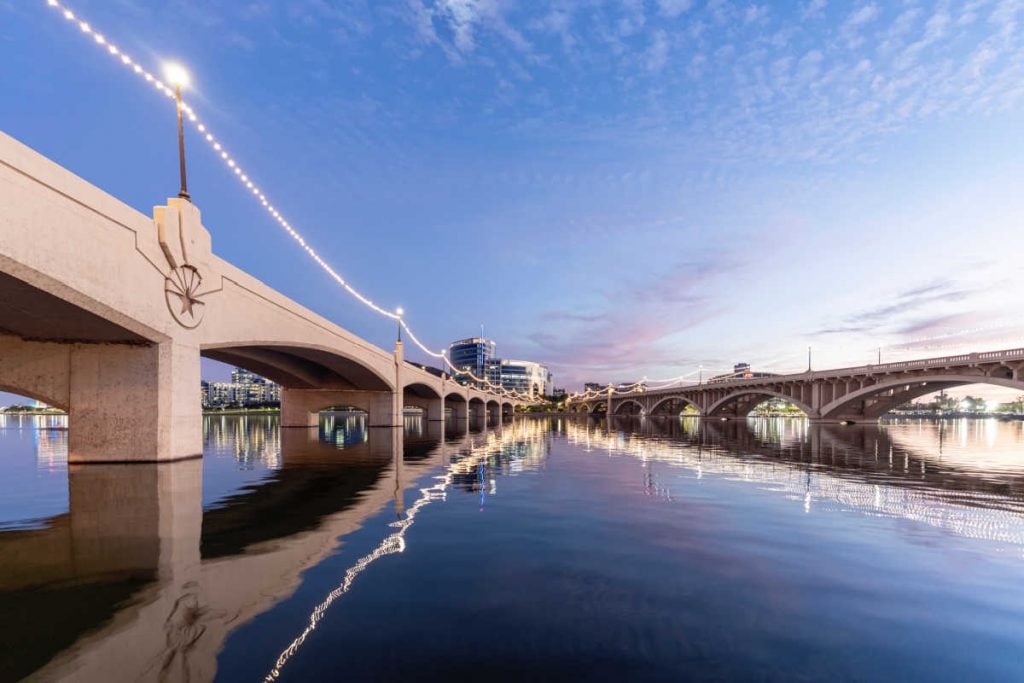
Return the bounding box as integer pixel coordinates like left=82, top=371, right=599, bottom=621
left=1, top=0, right=1023, bottom=398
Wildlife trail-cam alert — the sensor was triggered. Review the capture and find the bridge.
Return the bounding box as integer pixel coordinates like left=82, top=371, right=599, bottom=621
left=568, top=349, right=1024, bottom=423
left=0, top=131, right=525, bottom=462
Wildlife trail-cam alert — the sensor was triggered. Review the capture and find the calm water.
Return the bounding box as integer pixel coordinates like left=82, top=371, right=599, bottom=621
left=3, top=414, right=1024, bottom=681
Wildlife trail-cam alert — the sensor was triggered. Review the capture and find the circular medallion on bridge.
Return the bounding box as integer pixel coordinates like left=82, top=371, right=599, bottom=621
left=165, top=264, right=206, bottom=329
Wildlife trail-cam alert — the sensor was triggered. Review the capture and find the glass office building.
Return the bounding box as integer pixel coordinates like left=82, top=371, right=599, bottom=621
left=448, top=337, right=496, bottom=378
left=487, top=359, right=552, bottom=397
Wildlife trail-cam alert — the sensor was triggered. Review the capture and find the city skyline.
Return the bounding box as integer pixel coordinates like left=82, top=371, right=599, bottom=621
left=1, top=1, right=1022, bottom=396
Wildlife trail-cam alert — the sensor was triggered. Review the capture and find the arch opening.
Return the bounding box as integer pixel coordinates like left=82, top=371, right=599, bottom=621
left=202, top=343, right=391, bottom=393
left=0, top=387, right=68, bottom=415
left=822, top=375, right=1024, bottom=421
left=404, top=382, right=441, bottom=400
left=319, top=406, right=369, bottom=416
left=707, top=391, right=811, bottom=420
left=750, top=397, right=808, bottom=418
left=649, top=396, right=701, bottom=417
left=614, top=400, right=644, bottom=416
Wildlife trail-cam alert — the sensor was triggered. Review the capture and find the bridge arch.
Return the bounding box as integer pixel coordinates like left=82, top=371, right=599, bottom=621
left=820, top=373, right=1024, bottom=421
left=202, top=341, right=394, bottom=392
left=403, top=382, right=441, bottom=400
left=706, top=390, right=813, bottom=419
left=613, top=399, right=644, bottom=416
left=649, top=395, right=701, bottom=416
left=0, top=383, right=68, bottom=413
left=401, top=382, right=444, bottom=421
left=486, top=399, right=501, bottom=420
left=468, top=396, right=486, bottom=420
left=589, top=401, right=608, bottom=414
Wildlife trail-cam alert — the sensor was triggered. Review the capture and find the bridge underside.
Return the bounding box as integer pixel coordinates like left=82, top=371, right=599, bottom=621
left=204, top=346, right=390, bottom=392
left=0, top=280, right=512, bottom=460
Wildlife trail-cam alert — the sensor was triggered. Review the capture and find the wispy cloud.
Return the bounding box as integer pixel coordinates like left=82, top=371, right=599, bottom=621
left=813, top=280, right=976, bottom=336
left=524, top=255, right=741, bottom=383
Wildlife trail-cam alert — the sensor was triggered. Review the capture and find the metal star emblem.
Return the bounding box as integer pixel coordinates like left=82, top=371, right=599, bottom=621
left=165, top=264, right=207, bottom=328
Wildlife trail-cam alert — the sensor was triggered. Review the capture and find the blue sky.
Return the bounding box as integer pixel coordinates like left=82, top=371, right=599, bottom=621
left=1, top=0, right=1023, bottom=394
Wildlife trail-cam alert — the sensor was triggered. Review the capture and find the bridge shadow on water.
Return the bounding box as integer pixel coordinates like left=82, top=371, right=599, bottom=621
left=2, top=414, right=1023, bottom=680
left=0, top=412, right=525, bottom=681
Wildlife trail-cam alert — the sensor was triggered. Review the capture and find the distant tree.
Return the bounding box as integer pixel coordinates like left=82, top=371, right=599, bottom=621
left=961, top=396, right=986, bottom=413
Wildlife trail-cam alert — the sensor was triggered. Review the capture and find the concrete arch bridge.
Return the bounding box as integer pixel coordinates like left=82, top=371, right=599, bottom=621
left=568, top=349, right=1024, bottom=423
left=0, top=132, right=523, bottom=462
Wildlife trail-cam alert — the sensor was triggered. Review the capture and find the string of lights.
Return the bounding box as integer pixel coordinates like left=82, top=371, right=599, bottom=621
left=41, top=0, right=538, bottom=403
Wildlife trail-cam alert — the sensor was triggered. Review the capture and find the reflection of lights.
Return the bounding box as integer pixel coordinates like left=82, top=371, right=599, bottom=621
left=265, top=421, right=548, bottom=681
left=563, top=419, right=1024, bottom=549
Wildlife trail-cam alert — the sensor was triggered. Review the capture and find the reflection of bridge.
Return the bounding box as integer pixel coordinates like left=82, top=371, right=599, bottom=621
left=0, top=419, right=548, bottom=681
left=571, top=416, right=1024, bottom=547
left=0, top=132, right=524, bottom=462
left=568, top=349, right=1024, bottom=423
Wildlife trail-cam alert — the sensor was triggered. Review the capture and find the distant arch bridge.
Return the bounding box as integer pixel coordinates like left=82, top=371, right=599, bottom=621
left=568, top=349, right=1024, bottom=423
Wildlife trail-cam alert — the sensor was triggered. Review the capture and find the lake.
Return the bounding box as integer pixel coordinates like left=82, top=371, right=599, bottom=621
left=2, top=414, right=1024, bottom=681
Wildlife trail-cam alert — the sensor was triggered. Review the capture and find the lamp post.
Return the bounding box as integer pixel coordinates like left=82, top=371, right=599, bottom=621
left=807, top=346, right=812, bottom=372
left=395, top=307, right=404, bottom=343
left=164, top=63, right=191, bottom=202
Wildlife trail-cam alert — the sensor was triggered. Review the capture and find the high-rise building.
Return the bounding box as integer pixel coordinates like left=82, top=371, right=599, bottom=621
left=448, top=337, right=496, bottom=378
left=201, top=368, right=281, bottom=407
left=709, top=363, right=778, bottom=383
left=488, top=359, right=552, bottom=397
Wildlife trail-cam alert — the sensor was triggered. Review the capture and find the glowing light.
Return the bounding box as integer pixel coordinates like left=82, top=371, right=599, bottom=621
left=163, top=62, right=190, bottom=88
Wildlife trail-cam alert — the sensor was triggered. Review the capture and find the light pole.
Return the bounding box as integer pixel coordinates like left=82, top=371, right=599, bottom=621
left=807, top=346, right=812, bottom=372
left=164, top=63, right=191, bottom=202
left=395, top=307, right=404, bottom=343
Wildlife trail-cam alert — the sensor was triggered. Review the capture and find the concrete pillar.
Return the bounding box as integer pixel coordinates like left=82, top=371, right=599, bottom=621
left=68, top=341, right=202, bottom=463
left=430, top=396, right=445, bottom=422
left=449, top=400, right=470, bottom=434
left=449, top=401, right=468, bottom=421
left=367, top=391, right=401, bottom=428
left=382, top=339, right=403, bottom=429
left=280, top=388, right=321, bottom=428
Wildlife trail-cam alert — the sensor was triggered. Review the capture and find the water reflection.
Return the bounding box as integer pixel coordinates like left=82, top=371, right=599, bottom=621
left=575, top=416, right=1024, bottom=551
left=265, top=418, right=549, bottom=681
left=0, top=415, right=544, bottom=681
left=3, top=415, right=1024, bottom=680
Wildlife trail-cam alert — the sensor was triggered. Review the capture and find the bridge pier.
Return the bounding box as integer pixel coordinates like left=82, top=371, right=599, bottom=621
left=403, top=395, right=445, bottom=421
left=0, top=335, right=203, bottom=463
left=280, top=388, right=402, bottom=428
left=430, top=397, right=445, bottom=421
left=447, top=400, right=470, bottom=430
